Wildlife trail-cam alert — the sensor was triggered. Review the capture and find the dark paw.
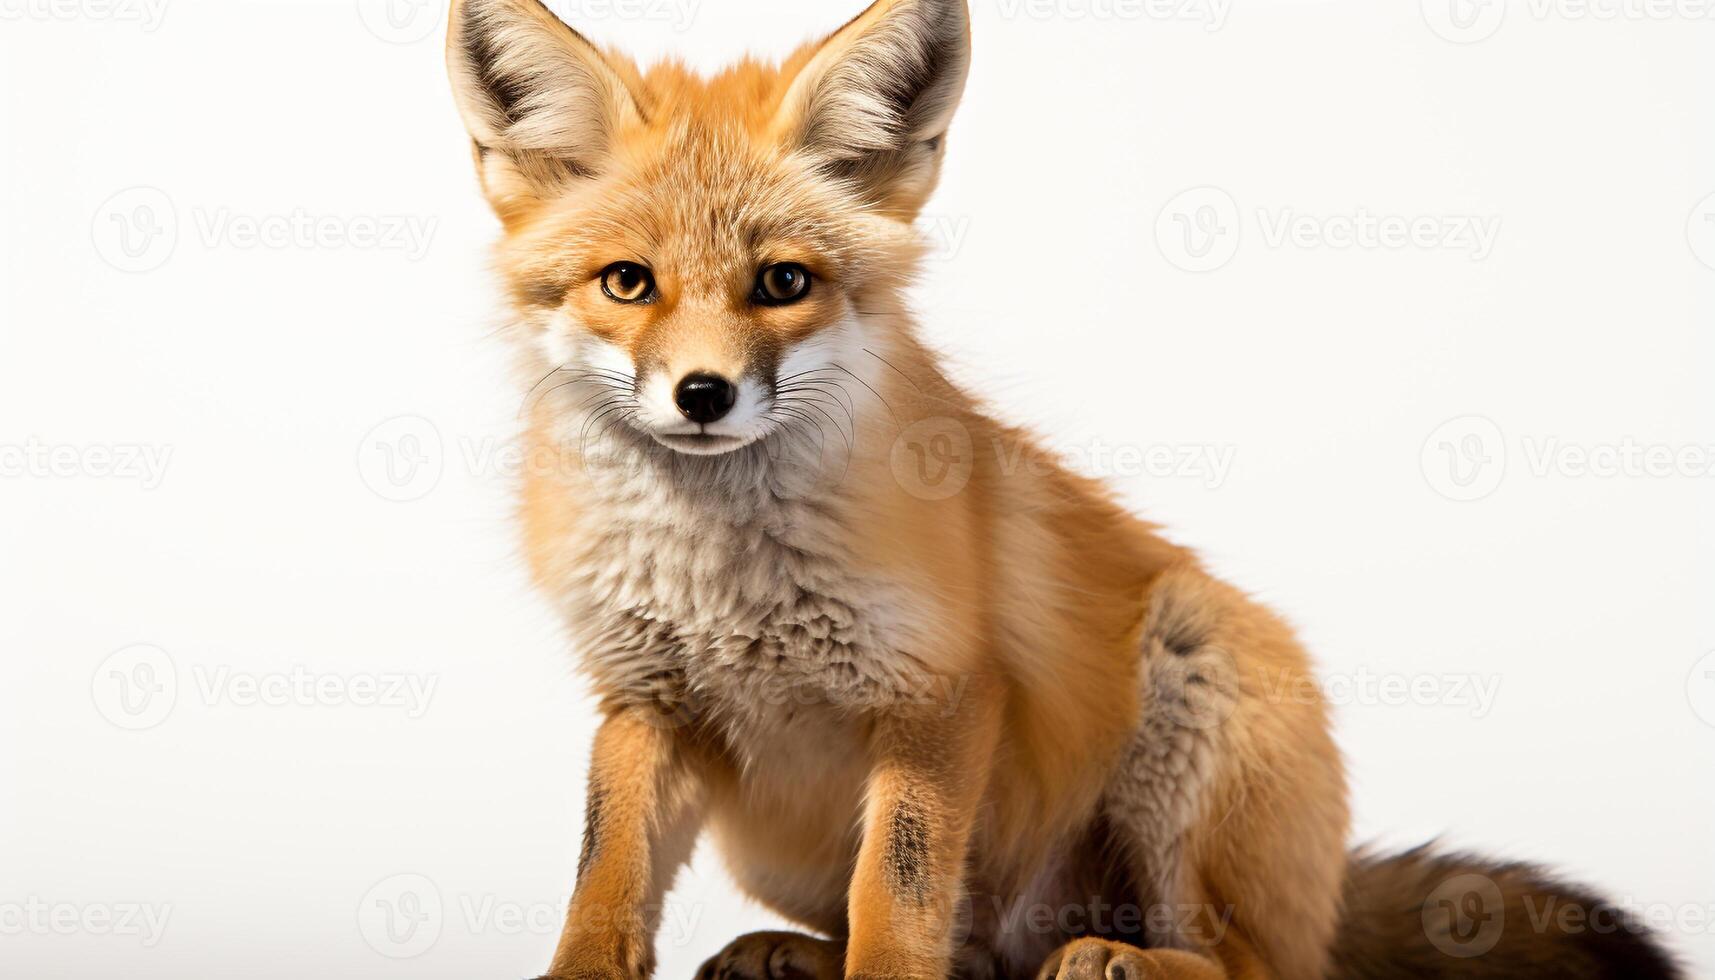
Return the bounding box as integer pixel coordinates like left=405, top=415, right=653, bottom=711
left=695, top=931, right=844, bottom=980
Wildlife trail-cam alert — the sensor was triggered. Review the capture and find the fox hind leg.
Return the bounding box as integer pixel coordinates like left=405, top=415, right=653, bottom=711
left=1082, top=567, right=1348, bottom=980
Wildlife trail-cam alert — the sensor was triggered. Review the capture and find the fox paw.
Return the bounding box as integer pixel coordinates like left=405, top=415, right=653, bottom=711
left=696, top=931, right=845, bottom=980
left=1035, top=939, right=1219, bottom=980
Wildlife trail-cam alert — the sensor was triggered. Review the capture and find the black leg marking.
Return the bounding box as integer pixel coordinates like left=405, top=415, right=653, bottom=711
left=577, top=785, right=606, bottom=881
left=884, top=795, right=932, bottom=904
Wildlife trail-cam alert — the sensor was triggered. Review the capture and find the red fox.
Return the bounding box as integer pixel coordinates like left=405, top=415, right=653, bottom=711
left=445, top=2, right=1681, bottom=977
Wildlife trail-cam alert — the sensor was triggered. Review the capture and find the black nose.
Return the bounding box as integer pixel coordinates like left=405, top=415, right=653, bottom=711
left=673, top=372, right=737, bottom=425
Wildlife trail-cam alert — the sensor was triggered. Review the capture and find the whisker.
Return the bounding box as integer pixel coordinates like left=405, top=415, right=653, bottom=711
left=576, top=385, right=629, bottom=411
left=523, top=363, right=573, bottom=405
left=835, top=364, right=900, bottom=430
left=776, top=366, right=847, bottom=385
left=522, top=371, right=635, bottom=415
left=592, top=408, right=640, bottom=450
left=863, top=348, right=923, bottom=393
left=776, top=396, right=851, bottom=452
left=771, top=407, right=830, bottom=460
left=775, top=380, right=855, bottom=411
left=563, top=371, right=637, bottom=391
left=578, top=398, right=629, bottom=452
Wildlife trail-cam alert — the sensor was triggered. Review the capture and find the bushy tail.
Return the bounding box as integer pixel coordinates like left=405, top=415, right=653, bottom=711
left=1327, top=845, right=1681, bottom=979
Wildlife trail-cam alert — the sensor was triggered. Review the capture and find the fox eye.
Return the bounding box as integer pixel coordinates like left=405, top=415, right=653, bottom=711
left=600, top=263, right=656, bottom=304
left=753, top=263, right=812, bottom=306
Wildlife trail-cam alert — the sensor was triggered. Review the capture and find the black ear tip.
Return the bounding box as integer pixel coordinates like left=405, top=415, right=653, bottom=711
left=918, top=0, right=974, bottom=43
left=931, top=0, right=972, bottom=21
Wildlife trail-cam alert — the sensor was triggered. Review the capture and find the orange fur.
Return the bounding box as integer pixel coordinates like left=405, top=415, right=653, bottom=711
left=445, top=4, right=1678, bottom=980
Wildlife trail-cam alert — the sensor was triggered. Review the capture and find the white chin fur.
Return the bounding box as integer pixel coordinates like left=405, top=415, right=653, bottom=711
left=647, top=432, right=759, bottom=456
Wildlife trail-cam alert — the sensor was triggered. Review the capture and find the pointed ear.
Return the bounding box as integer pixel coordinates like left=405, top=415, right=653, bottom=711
left=447, top=0, right=645, bottom=220
left=776, top=0, right=972, bottom=215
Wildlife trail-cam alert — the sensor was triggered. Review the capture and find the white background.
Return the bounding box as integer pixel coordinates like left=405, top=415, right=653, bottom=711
left=3, top=0, right=1713, bottom=976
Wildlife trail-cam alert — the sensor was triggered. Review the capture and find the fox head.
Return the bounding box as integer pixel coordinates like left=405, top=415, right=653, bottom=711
left=447, top=0, right=971, bottom=462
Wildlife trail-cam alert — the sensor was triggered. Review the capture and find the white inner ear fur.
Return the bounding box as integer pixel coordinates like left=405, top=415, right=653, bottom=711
left=448, top=0, right=641, bottom=164
left=777, top=0, right=971, bottom=161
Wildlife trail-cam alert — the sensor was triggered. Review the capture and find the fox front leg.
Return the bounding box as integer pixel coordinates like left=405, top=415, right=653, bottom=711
left=538, top=707, right=704, bottom=980
left=843, top=677, right=1003, bottom=980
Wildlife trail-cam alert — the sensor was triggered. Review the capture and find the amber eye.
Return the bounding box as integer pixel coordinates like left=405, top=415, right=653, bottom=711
left=753, top=263, right=812, bottom=306
left=600, top=262, right=656, bottom=304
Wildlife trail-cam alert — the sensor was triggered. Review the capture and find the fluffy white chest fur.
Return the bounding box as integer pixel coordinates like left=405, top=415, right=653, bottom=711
left=553, top=441, right=935, bottom=760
